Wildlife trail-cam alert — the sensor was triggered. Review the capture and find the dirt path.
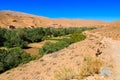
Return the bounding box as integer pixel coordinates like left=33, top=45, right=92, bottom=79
left=85, top=29, right=120, bottom=79
left=102, top=37, right=120, bottom=80
left=109, top=40, right=120, bottom=80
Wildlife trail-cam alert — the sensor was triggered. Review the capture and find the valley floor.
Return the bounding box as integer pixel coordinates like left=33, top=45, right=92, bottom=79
left=0, top=26, right=120, bottom=80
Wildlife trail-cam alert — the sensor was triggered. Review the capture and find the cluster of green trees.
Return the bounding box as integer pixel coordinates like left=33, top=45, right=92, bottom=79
left=0, top=28, right=7, bottom=46
left=39, top=38, right=73, bottom=56
left=0, top=47, right=35, bottom=73
left=0, top=27, right=93, bottom=48
left=70, top=31, right=86, bottom=42
left=0, top=28, right=28, bottom=48
left=0, top=27, right=94, bottom=73
left=39, top=31, right=86, bottom=56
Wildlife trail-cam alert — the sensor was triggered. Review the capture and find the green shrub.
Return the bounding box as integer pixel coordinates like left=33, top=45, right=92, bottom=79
left=39, top=42, right=57, bottom=56
left=0, top=28, right=7, bottom=46
left=19, top=28, right=44, bottom=42
left=0, top=47, right=35, bottom=73
left=39, top=32, right=86, bottom=56
left=70, top=32, right=86, bottom=42
left=39, top=38, right=73, bottom=56
left=0, top=62, right=4, bottom=73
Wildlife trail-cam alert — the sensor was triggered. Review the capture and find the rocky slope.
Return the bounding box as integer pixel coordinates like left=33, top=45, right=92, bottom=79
left=0, top=10, right=108, bottom=28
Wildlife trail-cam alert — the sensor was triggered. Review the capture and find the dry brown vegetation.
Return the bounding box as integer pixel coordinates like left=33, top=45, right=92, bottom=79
left=54, top=56, right=103, bottom=80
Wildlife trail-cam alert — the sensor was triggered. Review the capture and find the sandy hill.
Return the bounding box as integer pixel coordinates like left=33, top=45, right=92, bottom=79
left=0, top=10, right=52, bottom=28
left=110, top=20, right=120, bottom=27
left=0, top=10, right=108, bottom=28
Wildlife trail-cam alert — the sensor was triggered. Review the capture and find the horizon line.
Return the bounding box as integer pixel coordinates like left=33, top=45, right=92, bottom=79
left=0, top=10, right=119, bottom=22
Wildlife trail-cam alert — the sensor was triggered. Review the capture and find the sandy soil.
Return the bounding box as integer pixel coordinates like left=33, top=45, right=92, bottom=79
left=102, top=38, right=120, bottom=80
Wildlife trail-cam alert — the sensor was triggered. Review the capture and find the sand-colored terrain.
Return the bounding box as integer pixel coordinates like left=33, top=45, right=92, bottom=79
left=0, top=10, right=108, bottom=28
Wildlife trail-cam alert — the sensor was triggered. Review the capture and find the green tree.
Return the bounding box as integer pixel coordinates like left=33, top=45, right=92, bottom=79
left=0, top=28, right=7, bottom=46
left=19, top=28, right=44, bottom=42
left=0, top=49, right=8, bottom=73
left=0, top=47, right=36, bottom=73
left=4, top=30, right=27, bottom=48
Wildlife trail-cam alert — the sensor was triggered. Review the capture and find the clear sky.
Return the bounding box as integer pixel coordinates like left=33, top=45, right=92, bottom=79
left=0, top=0, right=120, bottom=22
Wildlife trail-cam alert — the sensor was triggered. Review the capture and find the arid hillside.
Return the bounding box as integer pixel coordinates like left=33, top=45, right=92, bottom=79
left=0, top=10, right=109, bottom=28
left=109, top=20, right=120, bottom=27
left=1, top=25, right=120, bottom=80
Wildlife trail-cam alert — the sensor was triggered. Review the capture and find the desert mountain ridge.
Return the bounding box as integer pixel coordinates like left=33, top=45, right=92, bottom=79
left=0, top=10, right=110, bottom=28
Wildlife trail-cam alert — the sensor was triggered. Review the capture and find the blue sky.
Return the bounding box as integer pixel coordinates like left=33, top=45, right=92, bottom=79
left=0, top=0, right=120, bottom=22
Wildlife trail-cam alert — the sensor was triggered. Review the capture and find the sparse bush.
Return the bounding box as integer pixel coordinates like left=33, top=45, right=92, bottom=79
left=55, top=67, right=76, bottom=80
left=54, top=57, right=103, bottom=80
left=78, top=56, right=103, bottom=79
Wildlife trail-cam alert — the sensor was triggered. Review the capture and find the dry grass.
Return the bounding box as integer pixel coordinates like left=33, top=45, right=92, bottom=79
left=54, top=56, right=103, bottom=80
left=54, top=67, right=77, bottom=80
left=78, top=56, right=103, bottom=79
